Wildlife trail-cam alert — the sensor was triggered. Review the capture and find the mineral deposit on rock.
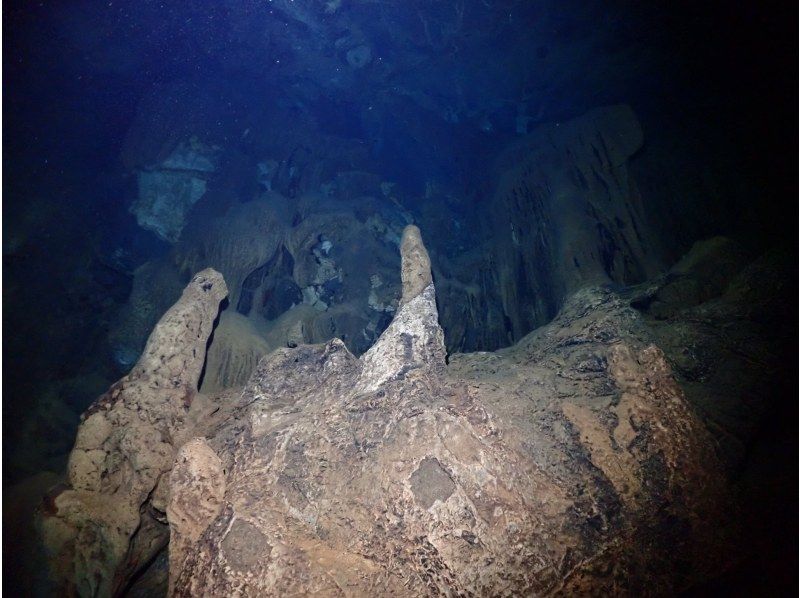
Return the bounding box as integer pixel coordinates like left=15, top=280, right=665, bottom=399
left=40, top=227, right=731, bottom=596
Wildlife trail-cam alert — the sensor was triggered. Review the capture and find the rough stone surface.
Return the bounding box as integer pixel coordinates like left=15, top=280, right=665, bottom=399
left=39, top=228, right=743, bottom=596
left=399, top=224, right=433, bottom=307
left=116, top=106, right=672, bottom=368
left=130, top=138, right=220, bottom=243
left=38, top=269, right=228, bottom=597
left=628, top=240, right=793, bottom=472
left=175, top=199, right=284, bottom=308
left=167, top=438, right=226, bottom=595
left=167, top=227, right=727, bottom=595
left=132, top=170, right=208, bottom=243
left=108, top=258, right=186, bottom=371
left=410, top=457, right=456, bottom=509
left=199, top=311, right=271, bottom=394
left=489, top=104, right=660, bottom=340
left=437, top=105, right=662, bottom=353
left=114, top=193, right=406, bottom=382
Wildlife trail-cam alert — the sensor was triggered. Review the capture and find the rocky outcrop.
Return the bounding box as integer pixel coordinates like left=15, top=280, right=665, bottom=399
left=166, top=227, right=726, bottom=595
left=41, top=227, right=738, bottom=596
left=39, top=270, right=228, bottom=597
left=628, top=236, right=749, bottom=320
left=428, top=105, right=663, bottom=355
left=175, top=198, right=284, bottom=308
left=107, top=258, right=186, bottom=372
left=166, top=439, right=226, bottom=596
left=130, top=138, right=220, bottom=243
left=628, top=238, right=793, bottom=472
left=398, top=224, right=433, bottom=306
left=113, top=191, right=406, bottom=384
left=357, top=225, right=444, bottom=394
left=488, top=104, right=660, bottom=341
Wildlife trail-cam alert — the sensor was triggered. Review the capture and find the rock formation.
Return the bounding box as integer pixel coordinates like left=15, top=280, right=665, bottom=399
left=199, top=311, right=271, bottom=395
left=114, top=104, right=669, bottom=372
left=628, top=238, right=793, bottom=472
left=175, top=199, right=284, bottom=309
left=9, top=3, right=793, bottom=593
left=490, top=105, right=658, bottom=340
left=110, top=189, right=407, bottom=388
left=107, top=259, right=186, bottom=372
left=39, top=270, right=228, bottom=597
left=131, top=139, right=220, bottom=243
left=427, top=105, right=663, bottom=354
left=40, top=225, right=734, bottom=595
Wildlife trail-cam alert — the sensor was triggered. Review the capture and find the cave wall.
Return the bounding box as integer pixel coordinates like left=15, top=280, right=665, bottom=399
left=41, top=225, right=767, bottom=596
left=433, top=104, right=662, bottom=353
left=104, top=101, right=715, bottom=388
left=491, top=104, right=661, bottom=335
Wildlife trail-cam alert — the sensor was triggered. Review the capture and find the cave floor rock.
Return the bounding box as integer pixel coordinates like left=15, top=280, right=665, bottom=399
left=39, top=227, right=760, bottom=596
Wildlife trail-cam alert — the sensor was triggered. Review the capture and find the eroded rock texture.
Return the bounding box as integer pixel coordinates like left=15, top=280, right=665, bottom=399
left=107, top=105, right=671, bottom=395
left=433, top=105, right=661, bottom=354
left=488, top=104, right=659, bottom=341
left=40, top=226, right=738, bottom=596
left=109, top=191, right=407, bottom=389
left=628, top=238, right=794, bottom=473
left=39, top=269, right=228, bottom=597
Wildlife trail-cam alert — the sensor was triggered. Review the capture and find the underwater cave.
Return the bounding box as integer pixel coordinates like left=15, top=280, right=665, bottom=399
left=2, top=0, right=797, bottom=595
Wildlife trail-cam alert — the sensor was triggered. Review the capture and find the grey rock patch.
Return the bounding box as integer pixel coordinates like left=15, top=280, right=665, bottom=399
left=410, top=457, right=456, bottom=509
left=222, top=519, right=272, bottom=570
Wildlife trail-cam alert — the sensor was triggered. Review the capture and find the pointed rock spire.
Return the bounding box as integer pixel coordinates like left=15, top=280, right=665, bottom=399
left=358, top=225, right=445, bottom=393
left=399, top=224, right=433, bottom=306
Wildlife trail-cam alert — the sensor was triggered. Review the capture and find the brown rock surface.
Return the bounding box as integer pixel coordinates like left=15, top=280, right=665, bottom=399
left=39, top=269, right=228, bottom=597
left=199, top=311, right=271, bottom=394
left=39, top=227, right=735, bottom=596
left=175, top=199, right=283, bottom=308
left=489, top=104, right=660, bottom=343
left=399, top=224, right=432, bottom=306
left=166, top=227, right=728, bottom=595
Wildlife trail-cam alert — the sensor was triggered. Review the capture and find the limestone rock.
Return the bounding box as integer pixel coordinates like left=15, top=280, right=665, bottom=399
left=630, top=242, right=792, bottom=472
left=199, top=311, right=271, bottom=395
left=38, top=269, right=228, bottom=597
left=629, top=236, right=749, bottom=319
left=166, top=439, right=226, bottom=595
left=40, top=228, right=736, bottom=595
left=132, top=170, right=207, bottom=243
left=161, top=227, right=728, bottom=595
left=399, top=224, right=433, bottom=306
left=160, top=138, right=219, bottom=173
left=491, top=105, right=659, bottom=332
left=175, top=199, right=283, bottom=308
left=108, top=258, right=186, bottom=372
left=438, top=105, right=662, bottom=352
left=130, top=137, right=220, bottom=243
left=116, top=186, right=407, bottom=383
left=277, top=208, right=401, bottom=355
left=358, top=225, right=444, bottom=393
